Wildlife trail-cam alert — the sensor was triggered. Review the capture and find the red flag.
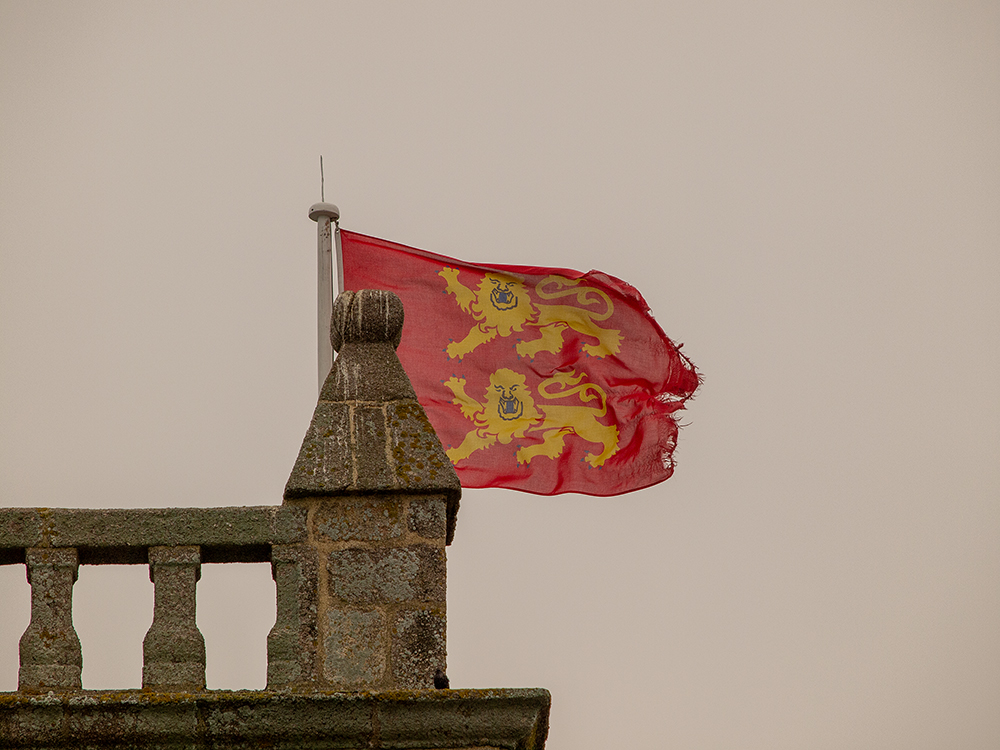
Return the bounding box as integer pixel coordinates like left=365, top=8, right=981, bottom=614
left=339, top=230, right=698, bottom=496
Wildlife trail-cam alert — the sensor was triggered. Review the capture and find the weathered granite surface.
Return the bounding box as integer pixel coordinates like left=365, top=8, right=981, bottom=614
left=18, top=549, right=81, bottom=691
left=298, top=492, right=451, bottom=691
left=0, top=506, right=306, bottom=566
left=284, top=289, right=461, bottom=545
left=143, top=546, right=206, bottom=691
left=0, top=688, right=550, bottom=749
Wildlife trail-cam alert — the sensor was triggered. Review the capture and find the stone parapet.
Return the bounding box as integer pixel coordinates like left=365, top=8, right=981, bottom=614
left=0, top=688, right=550, bottom=749
left=0, top=505, right=307, bottom=565
left=0, top=500, right=450, bottom=693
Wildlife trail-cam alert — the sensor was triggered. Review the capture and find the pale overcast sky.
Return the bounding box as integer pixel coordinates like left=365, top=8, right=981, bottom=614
left=1, top=3, right=998, bottom=749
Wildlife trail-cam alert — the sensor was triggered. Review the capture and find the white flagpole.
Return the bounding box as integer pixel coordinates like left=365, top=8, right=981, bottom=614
left=309, top=200, right=340, bottom=392
left=335, top=220, right=344, bottom=296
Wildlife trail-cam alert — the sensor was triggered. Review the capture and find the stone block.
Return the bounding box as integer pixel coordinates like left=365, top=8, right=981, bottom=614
left=391, top=608, right=447, bottom=689
left=323, top=609, right=386, bottom=688
left=0, top=509, right=42, bottom=549
left=328, top=545, right=445, bottom=604
left=148, top=544, right=201, bottom=570
left=284, top=402, right=355, bottom=497
left=270, top=505, right=309, bottom=544
left=314, top=496, right=407, bottom=543
left=407, top=496, right=448, bottom=540
left=387, top=401, right=461, bottom=499
left=376, top=689, right=552, bottom=750
left=0, top=699, right=62, bottom=745
left=353, top=405, right=396, bottom=491
left=62, top=698, right=198, bottom=745
left=202, top=693, right=372, bottom=748
left=41, top=506, right=306, bottom=552
left=23, top=547, right=78, bottom=577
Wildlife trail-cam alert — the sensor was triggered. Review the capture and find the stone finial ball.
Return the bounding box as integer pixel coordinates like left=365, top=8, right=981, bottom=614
left=331, top=289, right=404, bottom=351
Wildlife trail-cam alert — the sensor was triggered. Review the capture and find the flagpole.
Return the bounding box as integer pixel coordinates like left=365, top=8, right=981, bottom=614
left=309, top=201, right=340, bottom=392
left=335, top=221, right=344, bottom=296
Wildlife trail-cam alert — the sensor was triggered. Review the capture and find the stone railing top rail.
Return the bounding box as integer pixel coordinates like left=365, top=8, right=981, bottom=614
left=0, top=506, right=306, bottom=566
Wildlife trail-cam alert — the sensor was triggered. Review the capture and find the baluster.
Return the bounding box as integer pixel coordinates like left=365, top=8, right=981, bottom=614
left=267, top=543, right=316, bottom=687
left=18, top=547, right=83, bottom=690
left=143, top=545, right=205, bottom=690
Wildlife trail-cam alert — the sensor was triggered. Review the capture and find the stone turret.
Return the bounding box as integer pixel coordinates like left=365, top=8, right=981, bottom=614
left=281, top=288, right=460, bottom=690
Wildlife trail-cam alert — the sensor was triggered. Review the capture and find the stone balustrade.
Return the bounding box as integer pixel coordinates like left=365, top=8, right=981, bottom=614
left=0, top=505, right=306, bottom=692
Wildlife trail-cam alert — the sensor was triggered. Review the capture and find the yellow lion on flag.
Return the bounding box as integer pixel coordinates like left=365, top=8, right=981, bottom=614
left=438, top=268, right=623, bottom=360
left=443, top=368, right=619, bottom=468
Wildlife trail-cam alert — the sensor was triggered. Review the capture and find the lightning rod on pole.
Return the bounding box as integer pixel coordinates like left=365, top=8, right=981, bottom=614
left=310, top=157, right=340, bottom=392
